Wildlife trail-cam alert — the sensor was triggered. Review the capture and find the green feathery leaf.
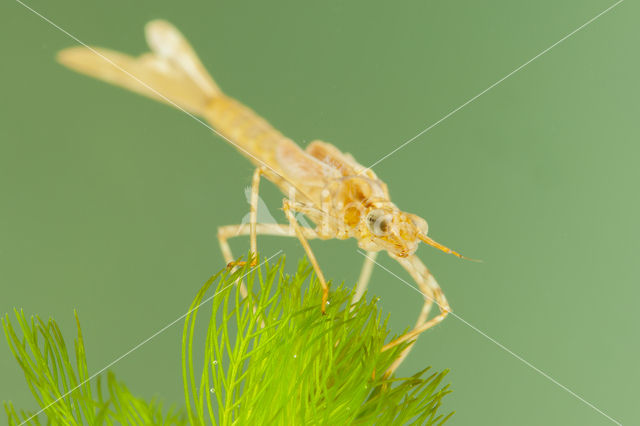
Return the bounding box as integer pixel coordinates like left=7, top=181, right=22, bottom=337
left=4, top=255, right=452, bottom=425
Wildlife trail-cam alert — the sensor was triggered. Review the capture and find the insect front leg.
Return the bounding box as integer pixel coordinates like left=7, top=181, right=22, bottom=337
left=282, top=199, right=331, bottom=314
left=382, top=255, right=450, bottom=376
left=218, top=223, right=318, bottom=298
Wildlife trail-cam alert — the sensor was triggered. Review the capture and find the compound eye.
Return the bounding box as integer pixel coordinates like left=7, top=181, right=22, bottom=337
left=366, top=209, right=392, bottom=236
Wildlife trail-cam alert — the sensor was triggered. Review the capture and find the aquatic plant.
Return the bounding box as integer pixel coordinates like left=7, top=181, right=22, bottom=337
left=3, top=256, right=452, bottom=425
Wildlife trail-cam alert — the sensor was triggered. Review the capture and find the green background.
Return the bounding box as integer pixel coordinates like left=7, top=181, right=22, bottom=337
left=1, top=0, right=637, bottom=424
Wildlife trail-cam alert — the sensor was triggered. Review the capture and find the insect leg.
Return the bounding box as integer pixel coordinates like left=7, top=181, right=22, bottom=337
left=283, top=199, right=330, bottom=314
left=218, top=224, right=252, bottom=298
left=248, top=167, right=267, bottom=265
left=353, top=251, right=378, bottom=302
left=382, top=255, right=450, bottom=376
left=218, top=223, right=318, bottom=297
left=226, top=167, right=268, bottom=269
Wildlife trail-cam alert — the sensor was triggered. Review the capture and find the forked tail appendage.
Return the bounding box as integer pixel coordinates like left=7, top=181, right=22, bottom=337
left=57, top=20, right=220, bottom=117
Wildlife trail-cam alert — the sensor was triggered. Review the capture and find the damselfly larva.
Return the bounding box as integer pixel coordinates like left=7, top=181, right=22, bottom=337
left=58, top=20, right=470, bottom=375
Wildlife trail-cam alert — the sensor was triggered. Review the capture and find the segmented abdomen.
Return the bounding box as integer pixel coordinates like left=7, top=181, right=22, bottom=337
left=204, top=95, right=333, bottom=203
left=206, top=96, right=286, bottom=166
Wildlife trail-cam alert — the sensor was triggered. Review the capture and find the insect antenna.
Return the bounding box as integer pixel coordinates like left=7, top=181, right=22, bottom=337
left=418, top=234, right=481, bottom=262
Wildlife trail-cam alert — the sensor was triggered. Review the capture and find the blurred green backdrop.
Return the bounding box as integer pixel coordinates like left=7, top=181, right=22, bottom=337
left=1, top=0, right=637, bottom=424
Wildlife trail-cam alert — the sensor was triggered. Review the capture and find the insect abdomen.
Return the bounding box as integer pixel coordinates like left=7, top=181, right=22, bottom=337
left=206, top=96, right=286, bottom=164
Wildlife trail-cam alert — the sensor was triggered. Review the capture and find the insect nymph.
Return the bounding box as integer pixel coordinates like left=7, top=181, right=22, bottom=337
left=58, top=20, right=470, bottom=375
